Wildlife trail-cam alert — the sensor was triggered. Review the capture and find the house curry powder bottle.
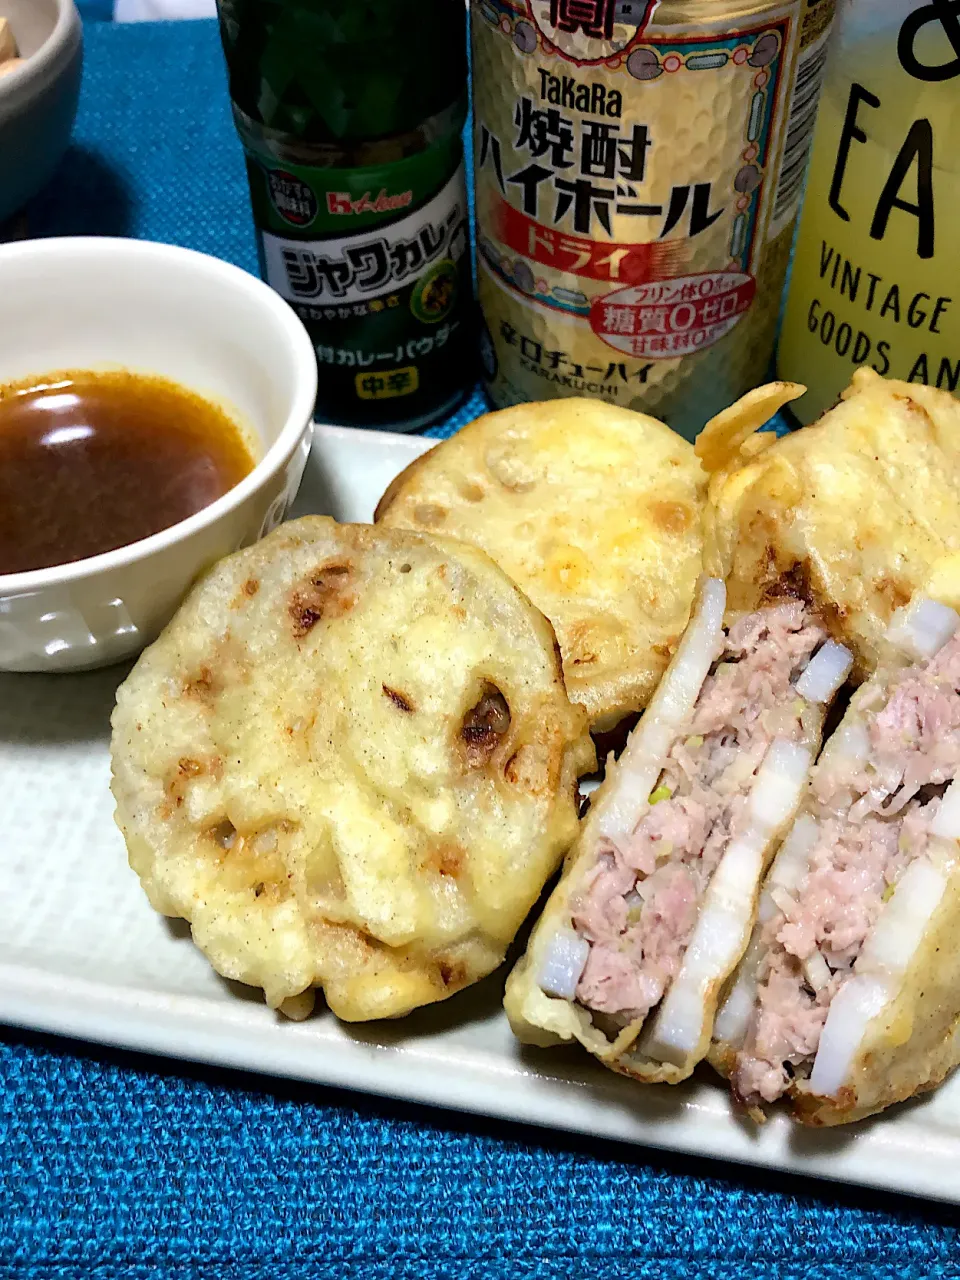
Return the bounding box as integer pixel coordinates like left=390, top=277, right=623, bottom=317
left=216, top=0, right=473, bottom=430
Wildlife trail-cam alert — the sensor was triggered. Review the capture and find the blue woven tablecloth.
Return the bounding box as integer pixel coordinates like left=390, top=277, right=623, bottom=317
left=3, top=18, right=960, bottom=1278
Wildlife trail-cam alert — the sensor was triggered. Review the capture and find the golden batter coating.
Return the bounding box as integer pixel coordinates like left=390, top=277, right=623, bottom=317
left=699, top=368, right=960, bottom=681
left=111, top=516, right=594, bottom=1021
left=376, top=398, right=706, bottom=731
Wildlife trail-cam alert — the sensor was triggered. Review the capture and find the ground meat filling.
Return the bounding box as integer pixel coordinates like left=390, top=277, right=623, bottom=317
left=571, top=603, right=825, bottom=1026
left=734, top=632, right=960, bottom=1106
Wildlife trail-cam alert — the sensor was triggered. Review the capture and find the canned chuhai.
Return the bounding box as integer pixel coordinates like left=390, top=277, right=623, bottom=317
left=472, top=0, right=835, bottom=438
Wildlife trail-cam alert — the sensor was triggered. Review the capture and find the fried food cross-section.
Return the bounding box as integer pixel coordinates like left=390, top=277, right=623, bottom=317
left=699, top=368, right=960, bottom=681
left=111, top=516, right=594, bottom=1022
left=504, top=578, right=850, bottom=1083
left=712, top=591, right=960, bottom=1126
left=376, top=398, right=706, bottom=731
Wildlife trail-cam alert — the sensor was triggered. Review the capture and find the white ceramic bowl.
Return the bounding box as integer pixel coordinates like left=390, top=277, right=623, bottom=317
left=0, top=0, right=83, bottom=224
left=0, top=237, right=318, bottom=672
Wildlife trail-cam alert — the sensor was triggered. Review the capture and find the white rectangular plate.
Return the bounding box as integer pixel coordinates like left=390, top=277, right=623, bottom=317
left=3, top=424, right=959, bottom=1204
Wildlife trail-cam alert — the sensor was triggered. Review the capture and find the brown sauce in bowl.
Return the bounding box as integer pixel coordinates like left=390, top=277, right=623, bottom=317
left=0, top=370, right=256, bottom=575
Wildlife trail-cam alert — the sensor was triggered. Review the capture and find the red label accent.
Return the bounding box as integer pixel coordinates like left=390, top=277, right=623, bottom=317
left=326, top=188, right=414, bottom=217
left=494, top=199, right=687, bottom=286
left=589, top=271, right=757, bottom=358
left=526, top=0, right=659, bottom=66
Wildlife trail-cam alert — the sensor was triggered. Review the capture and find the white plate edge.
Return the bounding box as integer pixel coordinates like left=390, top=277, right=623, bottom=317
left=2, top=963, right=957, bottom=1206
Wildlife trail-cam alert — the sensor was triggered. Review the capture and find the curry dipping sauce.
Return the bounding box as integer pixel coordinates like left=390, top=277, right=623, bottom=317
left=0, top=371, right=256, bottom=575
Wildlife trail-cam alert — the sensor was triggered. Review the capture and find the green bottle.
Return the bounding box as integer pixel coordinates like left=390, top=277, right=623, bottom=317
left=216, top=0, right=474, bottom=430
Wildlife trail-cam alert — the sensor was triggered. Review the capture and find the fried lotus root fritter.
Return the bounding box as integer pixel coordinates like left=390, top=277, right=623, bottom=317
left=712, top=588, right=960, bottom=1126
left=111, top=516, right=595, bottom=1022
left=504, top=579, right=849, bottom=1084
left=375, top=398, right=706, bottom=731
left=699, top=369, right=960, bottom=681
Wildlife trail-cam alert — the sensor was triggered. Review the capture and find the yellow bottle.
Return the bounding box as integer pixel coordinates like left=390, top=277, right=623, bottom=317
left=777, top=0, right=960, bottom=424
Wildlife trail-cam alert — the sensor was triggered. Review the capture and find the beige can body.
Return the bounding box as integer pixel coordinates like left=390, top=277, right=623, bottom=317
left=471, top=0, right=834, bottom=439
